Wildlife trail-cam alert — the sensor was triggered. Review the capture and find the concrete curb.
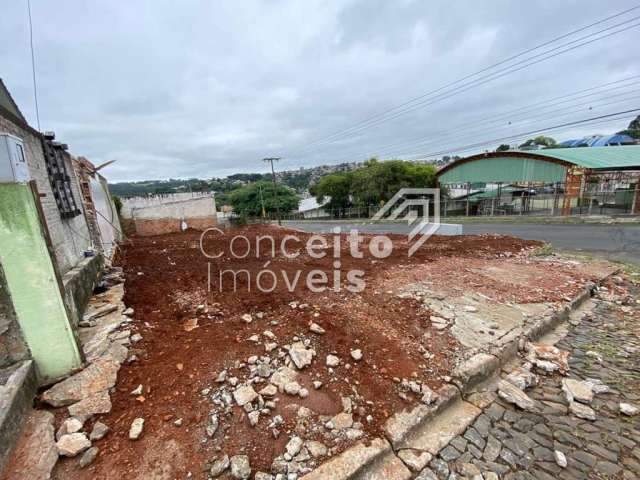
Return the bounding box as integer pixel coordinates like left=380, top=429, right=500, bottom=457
left=0, top=360, right=37, bottom=473
left=301, top=270, right=618, bottom=479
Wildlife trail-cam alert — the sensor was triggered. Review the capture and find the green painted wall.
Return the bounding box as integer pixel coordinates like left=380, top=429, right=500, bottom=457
left=0, top=183, right=82, bottom=381
left=439, top=157, right=567, bottom=184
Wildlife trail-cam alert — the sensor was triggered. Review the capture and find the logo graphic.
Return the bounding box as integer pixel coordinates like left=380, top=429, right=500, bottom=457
left=371, top=188, right=440, bottom=256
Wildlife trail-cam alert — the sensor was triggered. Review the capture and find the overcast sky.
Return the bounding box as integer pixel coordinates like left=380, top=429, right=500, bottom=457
left=2, top=1, right=639, bottom=182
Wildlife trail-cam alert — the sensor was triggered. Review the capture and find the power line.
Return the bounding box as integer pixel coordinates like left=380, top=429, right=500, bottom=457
left=288, top=6, right=640, bottom=156
left=410, top=108, right=640, bottom=161
left=369, top=88, right=640, bottom=160
left=330, top=76, right=640, bottom=162
left=26, top=0, right=40, bottom=131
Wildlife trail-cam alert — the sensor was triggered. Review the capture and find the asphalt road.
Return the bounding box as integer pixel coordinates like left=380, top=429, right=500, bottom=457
left=283, top=221, right=640, bottom=265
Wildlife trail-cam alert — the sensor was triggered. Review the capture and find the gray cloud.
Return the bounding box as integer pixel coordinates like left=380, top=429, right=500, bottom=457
left=1, top=0, right=639, bottom=181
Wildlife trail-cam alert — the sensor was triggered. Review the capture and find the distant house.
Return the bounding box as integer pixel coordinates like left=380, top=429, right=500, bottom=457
left=298, top=196, right=330, bottom=218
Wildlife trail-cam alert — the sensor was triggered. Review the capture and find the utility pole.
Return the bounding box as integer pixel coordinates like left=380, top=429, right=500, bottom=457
left=263, top=157, right=281, bottom=225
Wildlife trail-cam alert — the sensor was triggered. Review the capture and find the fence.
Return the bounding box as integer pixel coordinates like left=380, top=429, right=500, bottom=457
left=237, top=188, right=638, bottom=222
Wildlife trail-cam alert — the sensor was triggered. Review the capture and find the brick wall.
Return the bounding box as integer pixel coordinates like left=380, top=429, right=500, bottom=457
left=0, top=113, right=92, bottom=275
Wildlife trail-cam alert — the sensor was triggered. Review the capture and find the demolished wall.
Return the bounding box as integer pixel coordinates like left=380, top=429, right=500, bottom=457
left=122, top=193, right=217, bottom=236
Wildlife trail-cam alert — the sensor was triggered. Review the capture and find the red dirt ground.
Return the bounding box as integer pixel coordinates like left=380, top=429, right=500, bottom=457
left=52, top=226, right=547, bottom=479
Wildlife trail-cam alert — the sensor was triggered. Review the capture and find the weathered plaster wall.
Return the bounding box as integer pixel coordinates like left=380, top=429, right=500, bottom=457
left=125, top=194, right=217, bottom=236
left=121, top=192, right=215, bottom=218
left=0, top=262, right=30, bottom=368
left=0, top=113, right=92, bottom=275
left=0, top=183, right=83, bottom=381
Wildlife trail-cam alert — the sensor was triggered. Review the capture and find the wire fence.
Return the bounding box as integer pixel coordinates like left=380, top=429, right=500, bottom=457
left=227, top=188, right=638, bottom=224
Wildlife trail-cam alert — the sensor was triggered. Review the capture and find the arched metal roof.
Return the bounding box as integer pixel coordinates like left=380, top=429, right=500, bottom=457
left=437, top=146, right=640, bottom=184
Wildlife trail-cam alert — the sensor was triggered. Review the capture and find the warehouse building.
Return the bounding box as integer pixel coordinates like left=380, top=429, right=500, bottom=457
left=437, top=146, right=640, bottom=216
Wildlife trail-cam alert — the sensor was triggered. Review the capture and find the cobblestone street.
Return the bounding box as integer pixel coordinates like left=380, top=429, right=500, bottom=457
left=419, top=278, right=640, bottom=480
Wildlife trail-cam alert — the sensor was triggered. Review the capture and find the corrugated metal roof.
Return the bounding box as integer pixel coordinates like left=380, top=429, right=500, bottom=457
left=526, top=145, right=640, bottom=169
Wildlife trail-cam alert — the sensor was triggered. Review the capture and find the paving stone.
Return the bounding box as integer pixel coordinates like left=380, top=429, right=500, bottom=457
left=587, top=443, right=618, bottom=463
left=473, top=414, right=491, bottom=436
left=463, top=427, right=486, bottom=450
left=439, top=446, right=461, bottom=462
left=429, top=458, right=449, bottom=480
left=485, top=403, right=505, bottom=421
left=534, top=423, right=553, bottom=437
left=595, top=460, right=622, bottom=476
left=499, top=448, right=517, bottom=468
left=572, top=450, right=597, bottom=467
left=482, top=435, right=501, bottom=462
left=449, top=436, right=467, bottom=452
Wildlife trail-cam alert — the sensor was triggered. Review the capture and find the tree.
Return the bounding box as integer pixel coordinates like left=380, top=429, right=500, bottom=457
left=496, top=144, right=510, bottom=152
left=311, top=159, right=438, bottom=211
left=617, top=115, right=640, bottom=139
left=228, top=181, right=299, bottom=216
left=519, top=136, right=557, bottom=148
left=349, top=159, right=437, bottom=206
left=310, top=173, right=353, bottom=213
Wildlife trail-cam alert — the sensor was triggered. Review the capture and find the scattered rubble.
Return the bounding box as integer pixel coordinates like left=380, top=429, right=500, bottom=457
left=56, top=433, right=91, bottom=457
left=128, top=418, right=144, bottom=440
left=497, top=380, right=536, bottom=411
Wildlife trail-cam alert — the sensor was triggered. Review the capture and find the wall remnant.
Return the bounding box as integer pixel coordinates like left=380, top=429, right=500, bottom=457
left=0, top=263, right=30, bottom=369
left=121, top=192, right=217, bottom=236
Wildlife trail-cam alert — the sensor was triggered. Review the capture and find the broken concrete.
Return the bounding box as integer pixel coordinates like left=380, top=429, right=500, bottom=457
left=300, top=438, right=411, bottom=480
left=41, top=357, right=119, bottom=408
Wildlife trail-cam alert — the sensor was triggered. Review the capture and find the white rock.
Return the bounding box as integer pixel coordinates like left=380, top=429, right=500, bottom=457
left=309, top=323, right=325, bottom=334
left=289, top=343, right=315, bottom=370
left=326, top=355, right=340, bottom=367
left=305, top=440, right=327, bottom=458
left=350, top=349, right=363, bottom=361
left=259, top=384, right=278, bottom=397
left=569, top=401, right=596, bottom=420
left=620, top=402, right=639, bottom=416
left=230, top=455, right=251, bottom=479
left=210, top=455, right=230, bottom=477
left=56, top=433, right=91, bottom=457
left=398, top=449, right=432, bottom=472
left=286, top=436, right=304, bottom=457
left=233, top=385, right=258, bottom=406
left=554, top=450, right=567, bottom=468
left=129, top=418, right=144, bottom=440
left=497, top=380, right=536, bottom=411
left=313, top=381, right=323, bottom=390
left=284, top=382, right=301, bottom=396
left=562, top=379, right=594, bottom=404
left=505, top=368, right=538, bottom=390
left=241, top=314, right=253, bottom=323
left=131, top=384, right=143, bottom=396
left=327, top=412, right=353, bottom=430
left=248, top=410, right=260, bottom=427
left=130, top=333, right=143, bottom=343
left=56, top=418, right=83, bottom=440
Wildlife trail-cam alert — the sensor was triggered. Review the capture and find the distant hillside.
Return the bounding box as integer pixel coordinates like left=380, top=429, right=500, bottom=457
left=108, top=158, right=453, bottom=199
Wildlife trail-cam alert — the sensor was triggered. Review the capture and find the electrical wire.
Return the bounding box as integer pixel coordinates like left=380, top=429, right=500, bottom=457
left=26, top=0, right=40, bottom=131
left=326, top=77, right=640, bottom=162
left=288, top=7, right=640, bottom=156
left=409, top=108, right=640, bottom=161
